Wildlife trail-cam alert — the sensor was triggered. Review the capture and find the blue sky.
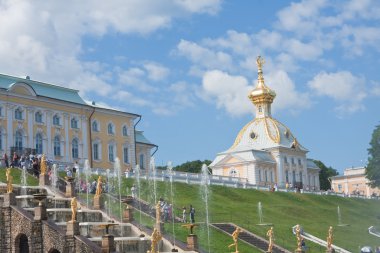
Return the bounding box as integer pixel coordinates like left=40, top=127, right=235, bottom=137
left=0, top=0, right=379, bottom=173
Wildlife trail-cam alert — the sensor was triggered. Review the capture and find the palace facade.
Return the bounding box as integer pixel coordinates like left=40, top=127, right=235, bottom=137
left=210, top=57, right=320, bottom=189
left=0, top=73, right=156, bottom=170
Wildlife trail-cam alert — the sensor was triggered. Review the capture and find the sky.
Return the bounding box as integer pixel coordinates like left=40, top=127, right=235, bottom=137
left=0, top=0, right=379, bottom=173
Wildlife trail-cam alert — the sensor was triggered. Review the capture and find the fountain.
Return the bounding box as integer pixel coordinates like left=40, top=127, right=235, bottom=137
left=257, top=202, right=273, bottom=226
left=106, top=169, right=111, bottom=216
left=20, top=168, right=28, bottom=207
left=114, top=157, right=124, bottom=245
left=134, top=164, right=143, bottom=233
left=167, top=161, right=177, bottom=251
left=84, top=160, right=90, bottom=208
left=149, top=157, right=158, bottom=207
left=337, top=206, right=349, bottom=226
left=200, top=164, right=211, bottom=253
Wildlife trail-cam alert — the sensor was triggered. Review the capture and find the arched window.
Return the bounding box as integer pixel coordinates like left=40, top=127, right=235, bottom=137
left=15, top=130, right=23, bottom=149
left=139, top=153, right=144, bottom=169
left=123, top=146, right=129, bottom=163
left=108, top=144, right=114, bottom=162
left=72, top=139, right=79, bottom=159
left=122, top=125, right=128, bottom=136
left=16, top=233, right=29, bottom=253
left=35, top=111, right=43, bottom=123
left=93, top=142, right=99, bottom=160
left=53, top=115, right=60, bottom=125
left=15, top=108, right=23, bottom=120
left=92, top=121, right=98, bottom=132
left=54, top=136, right=61, bottom=156
left=36, top=133, right=43, bottom=154
left=71, top=118, right=78, bottom=129
left=107, top=123, right=114, bottom=134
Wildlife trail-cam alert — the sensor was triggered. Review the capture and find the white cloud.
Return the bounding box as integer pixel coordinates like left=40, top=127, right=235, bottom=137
left=118, top=67, right=158, bottom=92
left=174, top=0, right=221, bottom=14
left=308, top=71, right=367, bottom=113
left=143, top=62, right=170, bottom=81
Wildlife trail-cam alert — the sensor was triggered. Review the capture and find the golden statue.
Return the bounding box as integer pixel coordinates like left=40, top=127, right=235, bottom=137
left=6, top=168, right=13, bottom=193
left=95, top=176, right=102, bottom=197
left=266, top=227, right=274, bottom=253
left=256, top=55, right=265, bottom=70
left=40, top=154, right=47, bottom=175
left=148, top=228, right=162, bottom=253
left=295, top=224, right=303, bottom=252
left=326, top=226, right=333, bottom=251
left=71, top=197, right=78, bottom=221
left=228, top=227, right=241, bottom=253
left=182, top=223, right=198, bottom=235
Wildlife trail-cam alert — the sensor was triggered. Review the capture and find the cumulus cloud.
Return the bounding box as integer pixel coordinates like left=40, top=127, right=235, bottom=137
left=143, top=62, right=170, bottom=81
left=308, top=71, right=367, bottom=114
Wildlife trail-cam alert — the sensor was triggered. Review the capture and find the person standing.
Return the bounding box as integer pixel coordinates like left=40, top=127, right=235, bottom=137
left=3, top=153, right=9, bottom=168
left=189, top=205, right=195, bottom=224
left=182, top=207, right=187, bottom=223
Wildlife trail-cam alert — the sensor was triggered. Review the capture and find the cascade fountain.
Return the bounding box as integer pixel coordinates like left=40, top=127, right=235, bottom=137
left=134, top=164, right=143, bottom=232
left=148, top=157, right=158, bottom=207
left=114, top=157, right=124, bottom=241
left=20, top=168, right=28, bottom=207
left=84, top=160, right=90, bottom=208
left=257, top=202, right=273, bottom=226
left=106, top=169, right=111, bottom=216
left=337, top=206, right=349, bottom=226
left=200, top=164, right=211, bottom=253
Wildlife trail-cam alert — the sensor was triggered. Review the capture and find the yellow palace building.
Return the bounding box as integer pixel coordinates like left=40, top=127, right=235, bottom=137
left=0, top=73, right=156, bottom=170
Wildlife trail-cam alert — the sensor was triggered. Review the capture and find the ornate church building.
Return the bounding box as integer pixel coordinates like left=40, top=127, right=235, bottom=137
left=210, top=56, right=320, bottom=190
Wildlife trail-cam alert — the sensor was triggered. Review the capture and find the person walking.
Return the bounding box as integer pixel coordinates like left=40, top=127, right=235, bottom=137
left=3, top=153, right=9, bottom=168
left=189, top=205, right=195, bottom=224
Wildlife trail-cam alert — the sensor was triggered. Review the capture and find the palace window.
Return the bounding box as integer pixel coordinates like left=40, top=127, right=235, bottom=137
left=92, top=121, right=99, bottom=132
left=71, top=118, right=78, bottom=129
left=35, top=112, right=43, bottom=123
left=300, top=171, right=303, bottom=183
left=108, top=123, right=114, bottom=135
left=291, top=157, right=295, bottom=165
left=93, top=143, right=99, bottom=160
left=0, top=129, right=2, bottom=150
left=258, top=169, right=262, bottom=181
left=123, top=147, right=129, bottom=164
left=284, top=156, right=288, bottom=164
left=122, top=126, right=128, bottom=136
left=72, top=139, right=79, bottom=159
left=36, top=133, right=43, bottom=154
left=292, top=171, right=296, bottom=183
left=15, top=108, right=23, bottom=120
left=108, top=145, right=115, bottom=162
left=298, top=158, right=302, bottom=166
left=0, top=106, right=3, bottom=117
left=139, top=153, right=144, bottom=169
left=53, top=115, right=60, bottom=126
left=270, top=171, right=273, bottom=182
left=54, top=136, right=61, bottom=156
left=258, top=105, right=262, bottom=113
left=285, top=171, right=289, bottom=183
left=15, top=130, right=23, bottom=149
left=265, top=170, right=268, bottom=182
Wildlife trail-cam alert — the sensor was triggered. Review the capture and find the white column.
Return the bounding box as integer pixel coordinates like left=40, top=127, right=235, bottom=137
left=27, top=107, right=34, bottom=148
left=274, top=153, right=284, bottom=187
left=6, top=104, right=14, bottom=153
left=81, top=115, right=88, bottom=162
left=46, top=111, right=52, bottom=158
left=64, top=113, right=70, bottom=162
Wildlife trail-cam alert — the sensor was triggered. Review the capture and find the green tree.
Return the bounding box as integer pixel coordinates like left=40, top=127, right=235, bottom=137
left=174, top=160, right=212, bottom=173
left=366, top=124, right=380, bottom=187
left=313, top=160, right=338, bottom=190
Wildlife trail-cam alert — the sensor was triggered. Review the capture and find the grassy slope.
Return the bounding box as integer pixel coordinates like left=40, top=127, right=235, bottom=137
left=0, top=167, right=38, bottom=186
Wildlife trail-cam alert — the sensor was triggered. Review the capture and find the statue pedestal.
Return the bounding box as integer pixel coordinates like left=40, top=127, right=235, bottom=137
left=101, top=234, right=115, bottom=253
left=186, top=234, right=198, bottom=251
left=66, top=220, right=80, bottom=236
left=66, top=180, right=75, bottom=198
left=34, top=205, right=47, bottom=221
left=3, top=192, right=16, bottom=207
left=94, top=196, right=101, bottom=210
left=39, top=174, right=49, bottom=186
left=123, top=206, right=133, bottom=222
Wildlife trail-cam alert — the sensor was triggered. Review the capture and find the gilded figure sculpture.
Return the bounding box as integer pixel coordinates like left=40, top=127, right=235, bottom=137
left=156, top=201, right=161, bottom=224
left=149, top=228, right=162, bottom=253
left=266, top=227, right=274, bottom=253
left=6, top=168, right=13, bottom=193
left=40, top=154, right=47, bottom=175
left=326, top=226, right=333, bottom=251
left=228, top=227, right=241, bottom=253
left=256, top=55, right=265, bottom=70
left=71, top=197, right=77, bottom=221
left=295, top=224, right=302, bottom=252
left=95, top=176, right=102, bottom=197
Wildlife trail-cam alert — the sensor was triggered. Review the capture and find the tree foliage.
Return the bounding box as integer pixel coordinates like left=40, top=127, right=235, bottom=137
left=313, top=160, right=338, bottom=190
left=366, top=124, right=380, bottom=187
left=171, top=160, right=212, bottom=173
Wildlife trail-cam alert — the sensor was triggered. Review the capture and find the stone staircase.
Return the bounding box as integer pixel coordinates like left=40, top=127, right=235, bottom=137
left=211, top=223, right=291, bottom=253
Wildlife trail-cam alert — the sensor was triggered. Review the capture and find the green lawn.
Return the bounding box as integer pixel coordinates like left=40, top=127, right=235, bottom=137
left=0, top=167, right=38, bottom=186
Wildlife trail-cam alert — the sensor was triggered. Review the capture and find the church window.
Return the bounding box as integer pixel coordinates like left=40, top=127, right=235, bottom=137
left=284, top=156, right=288, bottom=164
left=122, top=125, right=128, bottom=136
left=284, top=130, right=289, bottom=139
left=35, top=112, right=43, bottom=123
left=53, top=115, right=60, bottom=126
left=15, top=108, right=23, bottom=120
left=250, top=132, right=257, bottom=139
left=54, top=136, right=61, bottom=156
left=92, top=121, right=99, bottom=132
left=36, top=133, right=43, bottom=154
left=71, top=118, right=78, bottom=129
left=298, top=159, right=302, bottom=166
left=72, top=138, right=79, bottom=159
left=291, top=157, right=295, bottom=165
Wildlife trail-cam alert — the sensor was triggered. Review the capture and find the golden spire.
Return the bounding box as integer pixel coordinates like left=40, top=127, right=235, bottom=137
left=256, top=56, right=266, bottom=88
